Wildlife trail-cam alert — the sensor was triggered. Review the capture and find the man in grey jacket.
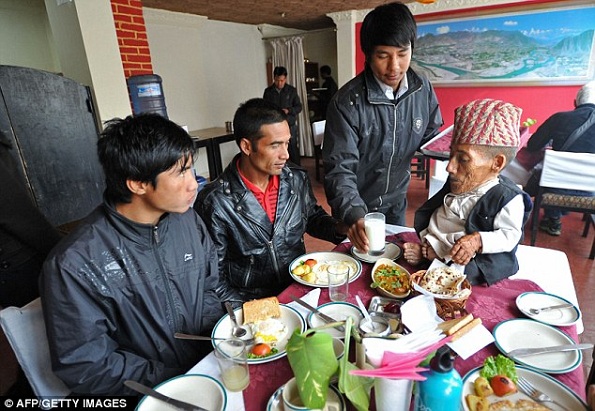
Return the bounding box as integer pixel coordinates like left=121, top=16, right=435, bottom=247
left=323, top=2, right=442, bottom=253
left=41, top=114, right=228, bottom=395
left=195, top=98, right=346, bottom=301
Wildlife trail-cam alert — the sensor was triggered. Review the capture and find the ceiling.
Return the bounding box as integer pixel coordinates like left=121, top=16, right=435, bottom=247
left=142, top=0, right=419, bottom=31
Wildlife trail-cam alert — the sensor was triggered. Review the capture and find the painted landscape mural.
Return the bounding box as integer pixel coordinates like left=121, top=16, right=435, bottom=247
left=411, top=5, right=595, bottom=84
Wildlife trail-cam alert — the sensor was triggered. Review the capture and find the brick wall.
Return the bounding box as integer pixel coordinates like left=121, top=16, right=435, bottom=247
left=111, top=0, right=153, bottom=78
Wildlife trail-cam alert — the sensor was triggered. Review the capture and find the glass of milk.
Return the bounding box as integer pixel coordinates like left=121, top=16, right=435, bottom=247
left=364, top=212, right=386, bottom=256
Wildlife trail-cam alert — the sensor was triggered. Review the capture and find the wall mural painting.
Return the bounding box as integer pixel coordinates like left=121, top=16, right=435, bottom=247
left=411, top=4, right=595, bottom=86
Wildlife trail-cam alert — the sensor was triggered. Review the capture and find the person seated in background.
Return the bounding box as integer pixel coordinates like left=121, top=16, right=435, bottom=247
left=41, top=114, right=227, bottom=395
left=194, top=98, right=347, bottom=301
left=403, top=99, right=533, bottom=285
left=0, top=133, right=62, bottom=309
left=523, top=80, right=595, bottom=236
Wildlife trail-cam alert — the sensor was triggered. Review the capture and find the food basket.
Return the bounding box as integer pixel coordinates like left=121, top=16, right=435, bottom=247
left=410, top=270, right=472, bottom=320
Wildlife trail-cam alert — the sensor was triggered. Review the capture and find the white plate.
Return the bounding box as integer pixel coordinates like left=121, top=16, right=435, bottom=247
left=351, top=242, right=402, bottom=263
left=211, top=304, right=306, bottom=365
left=289, top=252, right=362, bottom=287
left=516, top=292, right=581, bottom=327
left=493, top=319, right=582, bottom=374
left=307, top=302, right=364, bottom=339
left=267, top=384, right=346, bottom=411
left=136, top=374, right=227, bottom=411
left=461, top=365, right=588, bottom=410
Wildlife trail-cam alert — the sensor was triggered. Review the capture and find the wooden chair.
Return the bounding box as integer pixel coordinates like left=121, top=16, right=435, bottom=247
left=0, top=298, right=70, bottom=400
left=311, top=120, right=326, bottom=182
left=530, top=150, right=595, bottom=258
left=410, top=151, right=430, bottom=189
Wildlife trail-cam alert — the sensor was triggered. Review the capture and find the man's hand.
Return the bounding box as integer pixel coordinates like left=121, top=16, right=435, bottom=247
left=450, top=232, right=482, bottom=265
left=346, top=218, right=367, bottom=253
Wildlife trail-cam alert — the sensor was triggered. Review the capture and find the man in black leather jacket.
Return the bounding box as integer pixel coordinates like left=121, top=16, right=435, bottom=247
left=195, top=98, right=347, bottom=301
left=323, top=2, right=442, bottom=254
left=41, top=114, right=228, bottom=395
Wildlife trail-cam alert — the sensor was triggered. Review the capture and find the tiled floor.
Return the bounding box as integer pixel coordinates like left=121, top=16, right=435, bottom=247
left=300, top=157, right=595, bottom=386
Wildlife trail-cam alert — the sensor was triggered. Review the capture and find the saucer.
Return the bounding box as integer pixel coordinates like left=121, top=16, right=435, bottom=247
left=351, top=242, right=402, bottom=263
left=266, top=384, right=346, bottom=410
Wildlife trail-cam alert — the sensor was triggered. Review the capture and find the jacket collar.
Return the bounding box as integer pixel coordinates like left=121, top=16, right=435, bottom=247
left=103, top=196, right=169, bottom=246
left=363, top=65, right=422, bottom=104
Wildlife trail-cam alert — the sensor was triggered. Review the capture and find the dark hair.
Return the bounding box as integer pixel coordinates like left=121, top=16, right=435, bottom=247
left=97, top=113, right=196, bottom=204
left=320, top=65, right=332, bottom=76
left=233, top=98, right=287, bottom=148
left=273, top=66, right=288, bottom=77
left=360, top=2, right=417, bottom=59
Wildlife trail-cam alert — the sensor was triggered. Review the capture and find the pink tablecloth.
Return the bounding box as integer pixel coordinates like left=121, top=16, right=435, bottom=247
left=242, top=233, right=585, bottom=409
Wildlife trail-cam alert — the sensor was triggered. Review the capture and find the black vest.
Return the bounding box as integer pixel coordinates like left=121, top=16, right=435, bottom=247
left=414, top=175, right=533, bottom=285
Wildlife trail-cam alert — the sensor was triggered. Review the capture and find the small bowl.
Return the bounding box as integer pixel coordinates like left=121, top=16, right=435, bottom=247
left=371, top=258, right=411, bottom=299
left=358, top=316, right=391, bottom=337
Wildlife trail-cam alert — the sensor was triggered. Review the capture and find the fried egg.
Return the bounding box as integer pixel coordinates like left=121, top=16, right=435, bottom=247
left=250, top=318, right=287, bottom=347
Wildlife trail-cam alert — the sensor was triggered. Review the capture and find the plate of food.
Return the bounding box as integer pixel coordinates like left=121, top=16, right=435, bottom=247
left=516, top=292, right=581, bottom=327
left=211, top=297, right=306, bottom=364
left=493, top=319, right=582, bottom=374
left=462, top=356, right=588, bottom=411
left=136, top=374, right=227, bottom=411
left=350, top=242, right=402, bottom=263
left=370, top=258, right=411, bottom=299
left=306, top=301, right=364, bottom=338
left=289, top=252, right=361, bottom=287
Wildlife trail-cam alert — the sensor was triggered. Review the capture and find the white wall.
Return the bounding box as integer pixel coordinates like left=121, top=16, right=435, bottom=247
left=302, top=30, right=338, bottom=82
left=144, top=8, right=269, bottom=177
left=0, top=0, right=59, bottom=72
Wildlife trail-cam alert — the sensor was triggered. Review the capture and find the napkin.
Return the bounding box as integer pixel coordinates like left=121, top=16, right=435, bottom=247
left=286, top=288, right=321, bottom=320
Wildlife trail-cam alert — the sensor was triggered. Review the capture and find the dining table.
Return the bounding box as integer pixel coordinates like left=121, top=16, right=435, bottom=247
left=188, top=225, right=586, bottom=410
left=189, top=127, right=236, bottom=180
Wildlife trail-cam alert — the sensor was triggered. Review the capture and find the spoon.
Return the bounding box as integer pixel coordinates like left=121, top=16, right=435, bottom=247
left=174, top=332, right=256, bottom=345
left=225, top=301, right=247, bottom=338
left=528, top=302, right=573, bottom=315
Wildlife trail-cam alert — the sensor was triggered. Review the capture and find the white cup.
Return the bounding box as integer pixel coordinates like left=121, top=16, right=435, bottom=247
left=327, top=262, right=349, bottom=302
left=282, top=377, right=341, bottom=411
left=214, top=339, right=250, bottom=392
left=364, top=212, right=386, bottom=256
left=374, top=378, right=413, bottom=411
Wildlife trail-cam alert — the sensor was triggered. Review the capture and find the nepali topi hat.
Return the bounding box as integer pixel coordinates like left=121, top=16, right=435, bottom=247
left=452, top=99, right=522, bottom=147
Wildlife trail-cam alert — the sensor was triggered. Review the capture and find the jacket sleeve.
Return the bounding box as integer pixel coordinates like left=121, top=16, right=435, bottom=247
left=526, top=116, right=556, bottom=152
left=322, top=98, right=368, bottom=226
left=194, top=195, right=243, bottom=303
left=301, top=172, right=346, bottom=244
left=289, top=87, right=302, bottom=116
left=420, top=81, right=444, bottom=146
left=40, top=257, right=180, bottom=395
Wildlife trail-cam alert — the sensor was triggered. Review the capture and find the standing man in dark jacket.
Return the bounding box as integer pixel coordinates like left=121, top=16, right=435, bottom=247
left=263, top=66, right=303, bottom=165
left=319, top=65, right=338, bottom=119
left=323, top=2, right=443, bottom=254
left=40, top=114, right=228, bottom=395
left=195, top=98, right=347, bottom=301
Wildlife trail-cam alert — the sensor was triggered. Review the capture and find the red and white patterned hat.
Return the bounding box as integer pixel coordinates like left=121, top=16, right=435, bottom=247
left=452, top=99, right=522, bottom=147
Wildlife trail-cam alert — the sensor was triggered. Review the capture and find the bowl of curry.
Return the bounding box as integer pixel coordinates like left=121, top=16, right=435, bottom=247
left=370, top=258, right=411, bottom=299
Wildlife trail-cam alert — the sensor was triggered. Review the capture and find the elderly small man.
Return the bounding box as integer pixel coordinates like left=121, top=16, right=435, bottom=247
left=404, top=99, right=533, bottom=285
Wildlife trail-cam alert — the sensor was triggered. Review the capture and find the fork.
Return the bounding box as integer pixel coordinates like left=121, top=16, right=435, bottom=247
left=516, top=376, right=571, bottom=411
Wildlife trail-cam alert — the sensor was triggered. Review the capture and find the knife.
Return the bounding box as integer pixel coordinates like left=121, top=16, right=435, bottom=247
left=124, top=380, right=208, bottom=411
left=507, top=343, right=593, bottom=358
left=289, top=295, right=345, bottom=332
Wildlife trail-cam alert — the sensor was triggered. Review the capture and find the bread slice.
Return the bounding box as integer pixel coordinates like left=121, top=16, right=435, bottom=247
left=242, top=296, right=281, bottom=324
left=436, top=313, right=474, bottom=335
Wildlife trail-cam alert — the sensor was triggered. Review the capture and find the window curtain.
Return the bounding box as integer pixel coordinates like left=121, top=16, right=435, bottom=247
left=270, top=36, right=313, bottom=157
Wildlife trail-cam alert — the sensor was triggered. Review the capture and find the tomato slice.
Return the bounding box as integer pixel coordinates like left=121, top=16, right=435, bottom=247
left=251, top=343, right=272, bottom=356
left=304, top=259, right=317, bottom=268
left=490, top=375, right=517, bottom=397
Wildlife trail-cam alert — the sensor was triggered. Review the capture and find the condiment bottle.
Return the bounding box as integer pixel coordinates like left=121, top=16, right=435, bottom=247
left=413, top=346, right=463, bottom=411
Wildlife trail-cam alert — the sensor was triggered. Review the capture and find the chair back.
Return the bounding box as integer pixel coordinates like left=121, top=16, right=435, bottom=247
left=311, top=120, right=326, bottom=147
left=0, top=298, right=70, bottom=399
left=539, top=150, right=595, bottom=191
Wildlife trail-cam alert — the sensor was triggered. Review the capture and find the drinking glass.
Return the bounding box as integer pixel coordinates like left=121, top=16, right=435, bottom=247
left=214, top=338, right=250, bottom=392
left=364, top=212, right=386, bottom=256
left=327, top=262, right=349, bottom=302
